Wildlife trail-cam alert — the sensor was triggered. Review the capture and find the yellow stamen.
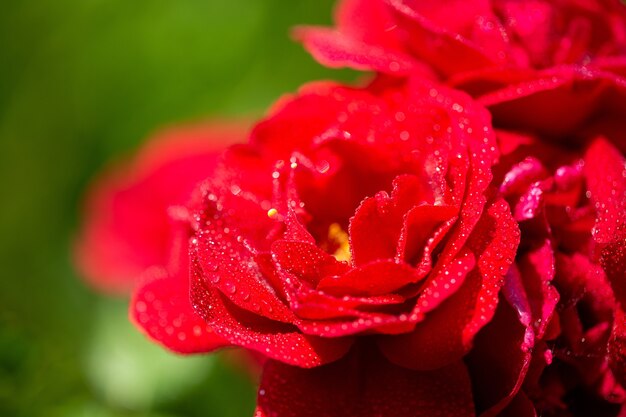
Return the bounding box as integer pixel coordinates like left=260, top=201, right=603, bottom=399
left=267, top=208, right=278, bottom=218
left=328, top=223, right=351, bottom=262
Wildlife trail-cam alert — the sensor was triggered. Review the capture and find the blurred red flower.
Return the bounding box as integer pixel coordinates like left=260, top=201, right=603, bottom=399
left=75, top=122, right=246, bottom=352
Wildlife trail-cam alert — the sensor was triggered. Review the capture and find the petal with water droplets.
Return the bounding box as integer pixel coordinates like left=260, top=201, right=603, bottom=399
left=254, top=348, right=475, bottom=417
left=131, top=266, right=228, bottom=354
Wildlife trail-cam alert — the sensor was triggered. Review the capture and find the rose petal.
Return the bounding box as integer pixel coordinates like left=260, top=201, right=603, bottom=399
left=499, top=157, right=547, bottom=196
left=584, top=137, right=626, bottom=306
left=191, top=262, right=352, bottom=368
left=466, top=297, right=534, bottom=416
left=293, top=0, right=431, bottom=75
left=349, top=174, right=456, bottom=266
left=254, top=348, right=475, bottom=417
left=335, top=0, right=404, bottom=50
left=482, top=68, right=626, bottom=139
left=290, top=286, right=406, bottom=322
left=517, top=239, right=560, bottom=338
left=294, top=26, right=420, bottom=75
left=399, top=204, right=458, bottom=267
left=379, top=198, right=519, bottom=370
left=131, top=266, right=228, bottom=354
left=130, top=222, right=228, bottom=354
left=386, top=0, right=501, bottom=75
left=349, top=191, right=406, bottom=266
left=317, top=259, right=421, bottom=297
left=609, top=308, right=626, bottom=387
left=272, top=240, right=350, bottom=287
left=193, top=222, right=296, bottom=323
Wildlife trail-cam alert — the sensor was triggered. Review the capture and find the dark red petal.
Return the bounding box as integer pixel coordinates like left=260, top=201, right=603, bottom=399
left=191, top=266, right=352, bottom=368
left=379, top=198, right=519, bottom=370
left=466, top=297, right=534, bottom=416
left=584, top=137, right=626, bottom=244
left=584, top=138, right=626, bottom=305
left=496, top=392, right=537, bottom=417
left=317, top=260, right=421, bottom=297
left=609, top=308, right=626, bottom=387
left=513, top=180, right=549, bottom=222
left=254, top=348, right=475, bottom=417
left=131, top=267, right=228, bottom=354
left=600, top=237, right=626, bottom=307
left=482, top=69, right=626, bottom=139
left=517, top=240, right=559, bottom=338
left=399, top=204, right=457, bottom=267
left=75, top=122, right=245, bottom=293
left=554, top=253, right=599, bottom=308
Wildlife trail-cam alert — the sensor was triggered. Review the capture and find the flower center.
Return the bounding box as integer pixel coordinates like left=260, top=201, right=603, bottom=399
left=327, top=223, right=351, bottom=263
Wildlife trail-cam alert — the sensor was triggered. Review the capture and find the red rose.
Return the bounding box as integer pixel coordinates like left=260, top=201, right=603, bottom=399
left=120, top=77, right=518, bottom=416
left=299, top=3, right=626, bottom=414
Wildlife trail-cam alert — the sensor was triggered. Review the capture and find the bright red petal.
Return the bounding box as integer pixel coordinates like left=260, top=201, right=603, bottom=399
left=193, top=220, right=296, bottom=323
left=128, top=218, right=228, bottom=354
left=294, top=26, right=421, bottom=75
left=317, top=260, right=420, bottom=297
left=271, top=240, right=350, bottom=287
left=130, top=266, right=227, bottom=354
left=386, top=0, right=501, bottom=76
left=191, top=270, right=352, bottom=368
left=379, top=198, right=519, bottom=370
left=349, top=174, right=455, bottom=266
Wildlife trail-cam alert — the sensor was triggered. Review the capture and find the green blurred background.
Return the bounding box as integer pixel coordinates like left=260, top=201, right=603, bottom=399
left=0, top=1, right=354, bottom=416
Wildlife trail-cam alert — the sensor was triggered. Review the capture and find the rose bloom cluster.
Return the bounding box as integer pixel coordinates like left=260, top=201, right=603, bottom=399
left=75, top=1, right=626, bottom=416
